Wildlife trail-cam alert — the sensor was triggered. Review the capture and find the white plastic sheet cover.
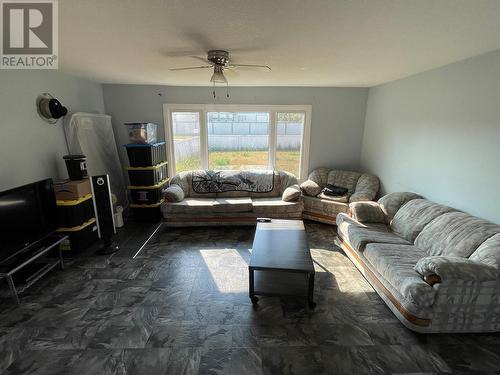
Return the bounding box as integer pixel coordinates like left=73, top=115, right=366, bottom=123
left=64, top=112, right=128, bottom=207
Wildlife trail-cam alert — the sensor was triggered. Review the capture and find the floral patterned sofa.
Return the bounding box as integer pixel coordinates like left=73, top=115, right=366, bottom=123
left=161, top=170, right=303, bottom=226
left=336, top=192, right=500, bottom=333
left=300, top=167, right=379, bottom=224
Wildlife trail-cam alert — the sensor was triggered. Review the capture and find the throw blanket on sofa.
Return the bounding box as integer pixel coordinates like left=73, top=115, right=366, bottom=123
left=192, top=170, right=274, bottom=193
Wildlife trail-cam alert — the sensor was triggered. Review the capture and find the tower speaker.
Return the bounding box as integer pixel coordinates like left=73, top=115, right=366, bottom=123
left=90, top=175, right=119, bottom=254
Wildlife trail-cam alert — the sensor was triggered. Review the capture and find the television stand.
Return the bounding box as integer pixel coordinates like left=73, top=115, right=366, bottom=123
left=0, top=234, right=68, bottom=305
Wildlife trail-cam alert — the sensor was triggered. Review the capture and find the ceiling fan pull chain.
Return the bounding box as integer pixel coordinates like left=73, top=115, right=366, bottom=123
left=226, top=82, right=229, bottom=98
left=213, top=81, right=216, bottom=100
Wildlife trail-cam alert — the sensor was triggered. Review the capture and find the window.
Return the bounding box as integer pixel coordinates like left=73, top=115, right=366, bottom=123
left=275, top=112, right=305, bottom=177
left=208, top=112, right=269, bottom=170
left=165, top=105, right=311, bottom=180
left=170, top=111, right=202, bottom=173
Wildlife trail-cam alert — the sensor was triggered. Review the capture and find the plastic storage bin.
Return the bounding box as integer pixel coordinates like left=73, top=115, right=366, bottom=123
left=124, top=142, right=166, bottom=167
left=127, top=161, right=168, bottom=186
left=131, top=200, right=164, bottom=221
left=129, top=179, right=168, bottom=205
left=124, top=122, right=158, bottom=144
left=57, top=218, right=98, bottom=252
left=56, top=194, right=94, bottom=228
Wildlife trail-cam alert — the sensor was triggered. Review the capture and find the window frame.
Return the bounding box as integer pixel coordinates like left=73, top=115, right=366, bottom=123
left=163, top=104, right=312, bottom=181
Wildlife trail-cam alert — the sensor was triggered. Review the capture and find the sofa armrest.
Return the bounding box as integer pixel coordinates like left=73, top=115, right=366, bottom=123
left=415, top=256, right=499, bottom=285
left=349, top=201, right=386, bottom=224
left=300, top=179, right=321, bottom=197
left=336, top=212, right=365, bottom=228
left=162, top=184, right=185, bottom=202
left=282, top=184, right=301, bottom=202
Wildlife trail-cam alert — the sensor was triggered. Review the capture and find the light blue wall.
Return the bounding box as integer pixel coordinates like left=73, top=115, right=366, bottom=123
left=360, top=50, right=500, bottom=223
left=102, top=85, right=369, bottom=175
left=0, top=70, right=105, bottom=191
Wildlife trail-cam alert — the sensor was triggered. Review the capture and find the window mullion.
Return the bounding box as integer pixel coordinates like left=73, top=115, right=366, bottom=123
left=165, top=108, right=176, bottom=177
left=200, top=109, right=209, bottom=169
left=269, top=111, right=276, bottom=170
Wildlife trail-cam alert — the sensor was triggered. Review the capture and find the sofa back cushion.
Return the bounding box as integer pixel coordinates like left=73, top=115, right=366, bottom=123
left=277, top=171, right=298, bottom=195
left=327, top=170, right=361, bottom=195
left=415, top=211, right=500, bottom=258
left=377, top=192, right=423, bottom=222
left=306, top=167, right=330, bottom=188
left=390, top=199, right=456, bottom=242
left=248, top=170, right=297, bottom=198
left=470, top=233, right=500, bottom=269
left=184, top=170, right=217, bottom=198
left=170, top=171, right=216, bottom=198
left=349, top=173, right=379, bottom=203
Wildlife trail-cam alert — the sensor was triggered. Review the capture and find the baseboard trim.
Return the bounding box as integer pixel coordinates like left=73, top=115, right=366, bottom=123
left=339, top=238, right=432, bottom=327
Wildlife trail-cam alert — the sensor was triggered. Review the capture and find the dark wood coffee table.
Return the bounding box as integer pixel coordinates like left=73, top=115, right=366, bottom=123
left=249, top=219, right=316, bottom=308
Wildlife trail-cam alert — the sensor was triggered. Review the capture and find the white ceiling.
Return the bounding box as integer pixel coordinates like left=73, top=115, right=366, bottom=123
left=60, top=0, right=500, bottom=87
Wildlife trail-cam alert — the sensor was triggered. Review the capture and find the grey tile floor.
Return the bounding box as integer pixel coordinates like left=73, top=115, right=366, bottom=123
left=1, top=221, right=499, bottom=374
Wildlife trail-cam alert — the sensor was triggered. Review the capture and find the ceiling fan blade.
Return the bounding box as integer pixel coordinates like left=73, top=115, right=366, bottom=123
left=162, top=49, right=206, bottom=57
left=169, top=65, right=213, bottom=71
left=190, top=55, right=212, bottom=64
left=224, top=68, right=239, bottom=78
left=229, top=64, right=271, bottom=71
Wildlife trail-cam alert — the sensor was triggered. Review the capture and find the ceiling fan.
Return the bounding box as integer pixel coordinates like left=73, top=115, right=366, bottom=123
left=169, top=50, right=271, bottom=98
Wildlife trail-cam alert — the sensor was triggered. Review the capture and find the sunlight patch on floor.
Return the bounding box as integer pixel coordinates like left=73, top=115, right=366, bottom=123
left=199, top=248, right=249, bottom=293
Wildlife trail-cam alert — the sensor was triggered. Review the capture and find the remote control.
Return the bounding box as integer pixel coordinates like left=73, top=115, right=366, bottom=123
left=257, top=217, right=272, bottom=222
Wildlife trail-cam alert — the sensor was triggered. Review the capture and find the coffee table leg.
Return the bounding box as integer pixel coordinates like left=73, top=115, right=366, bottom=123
left=249, top=268, right=258, bottom=304
left=308, top=273, right=316, bottom=309
left=6, top=275, right=20, bottom=306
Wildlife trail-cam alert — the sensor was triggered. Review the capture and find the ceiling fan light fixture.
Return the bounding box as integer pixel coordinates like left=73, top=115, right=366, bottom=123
left=210, top=66, right=227, bottom=83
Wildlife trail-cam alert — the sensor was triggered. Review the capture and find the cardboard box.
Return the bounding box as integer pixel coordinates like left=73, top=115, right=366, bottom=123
left=54, top=179, right=91, bottom=200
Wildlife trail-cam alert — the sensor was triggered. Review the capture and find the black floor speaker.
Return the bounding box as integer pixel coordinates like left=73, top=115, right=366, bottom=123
left=90, top=175, right=119, bottom=255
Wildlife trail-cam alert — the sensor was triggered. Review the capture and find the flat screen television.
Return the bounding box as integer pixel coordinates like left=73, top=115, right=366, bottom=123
left=0, top=178, right=58, bottom=264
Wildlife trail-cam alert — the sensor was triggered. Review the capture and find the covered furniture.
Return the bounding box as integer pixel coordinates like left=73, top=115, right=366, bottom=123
left=336, top=192, right=500, bottom=333
left=161, top=170, right=303, bottom=226
left=300, top=168, right=379, bottom=224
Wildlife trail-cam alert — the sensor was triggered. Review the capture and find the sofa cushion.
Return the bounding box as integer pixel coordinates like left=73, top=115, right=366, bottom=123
left=327, top=170, right=361, bottom=195
left=217, top=190, right=250, bottom=198
left=163, top=198, right=219, bottom=215
left=214, top=197, right=253, bottom=213
left=377, top=192, right=423, bottom=222
left=390, top=199, right=456, bottom=242
left=349, top=173, right=380, bottom=203
left=276, top=171, right=298, bottom=195
left=300, top=179, right=322, bottom=196
left=302, top=195, right=349, bottom=216
left=415, top=212, right=500, bottom=258
left=282, top=185, right=301, bottom=202
left=317, top=192, right=349, bottom=203
left=163, top=184, right=184, bottom=202
left=343, top=226, right=411, bottom=252
left=469, top=233, right=500, bottom=269
left=306, top=167, right=330, bottom=187
left=252, top=198, right=303, bottom=216
left=364, top=243, right=437, bottom=308
left=336, top=216, right=411, bottom=251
